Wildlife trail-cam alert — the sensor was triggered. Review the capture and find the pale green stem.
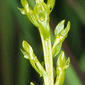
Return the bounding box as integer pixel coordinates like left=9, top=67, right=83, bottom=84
left=43, top=76, right=49, bottom=85
left=39, top=25, right=54, bottom=85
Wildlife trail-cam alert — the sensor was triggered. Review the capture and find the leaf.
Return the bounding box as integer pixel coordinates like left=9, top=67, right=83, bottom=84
left=54, top=20, right=65, bottom=36
left=21, top=0, right=29, bottom=8
left=52, top=21, right=70, bottom=57
left=22, top=40, right=47, bottom=78
left=47, top=0, right=55, bottom=13
left=22, top=40, right=34, bottom=59
left=61, top=21, right=70, bottom=37
left=55, top=51, right=70, bottom=85
left=52, top=43, right=62, bottom=57
left=18, top=7, right=26, bottom=15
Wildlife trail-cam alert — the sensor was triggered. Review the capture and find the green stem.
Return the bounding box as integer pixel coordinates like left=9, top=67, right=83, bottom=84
left=39, top=25, right=54, bottom=85
left=44, top=76, right=49, bottom=85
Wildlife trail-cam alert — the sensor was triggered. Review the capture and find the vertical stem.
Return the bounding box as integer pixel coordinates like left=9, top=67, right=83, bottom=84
left=39, top=25, right=54, bottom=85
left=44, top=76, right=49, bottom=85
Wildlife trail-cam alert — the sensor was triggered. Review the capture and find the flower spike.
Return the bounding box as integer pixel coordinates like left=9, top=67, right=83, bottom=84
left=19, top=0, right=70, bottom=85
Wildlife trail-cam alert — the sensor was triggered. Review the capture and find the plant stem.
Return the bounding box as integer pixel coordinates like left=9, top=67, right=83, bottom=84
left=39, top=24, right=54, bottom=85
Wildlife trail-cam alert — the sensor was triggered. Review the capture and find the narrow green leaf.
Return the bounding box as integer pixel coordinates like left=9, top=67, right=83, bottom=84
left=54, top=20, right=65, bottom=36
left=52, top=43, right=62, bottom=57
left=52, top=21, right=70, bottom=57
left=61, top=21, right=70, bottom=36
left=21, top=0, right=29, bottom=8
left=18, top=7, right=26, bottom=15
left=22, top=40, right=33, bottom=57
left=22, top=41, right=47, bottom=78
left=55, top=51, right=70, bottom=85
left=47, top=0, right=55, bottom=13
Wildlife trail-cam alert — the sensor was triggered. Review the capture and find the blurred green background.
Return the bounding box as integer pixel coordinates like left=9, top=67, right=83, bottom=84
left=0, top=0, right=85, bottom=85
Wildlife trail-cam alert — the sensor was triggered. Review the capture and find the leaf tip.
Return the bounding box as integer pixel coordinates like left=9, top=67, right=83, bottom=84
left=18, top=7, right=26, bottom=15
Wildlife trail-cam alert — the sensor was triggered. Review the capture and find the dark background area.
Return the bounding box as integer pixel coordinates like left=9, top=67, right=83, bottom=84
left=0, top=0, right=85, bottom=85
